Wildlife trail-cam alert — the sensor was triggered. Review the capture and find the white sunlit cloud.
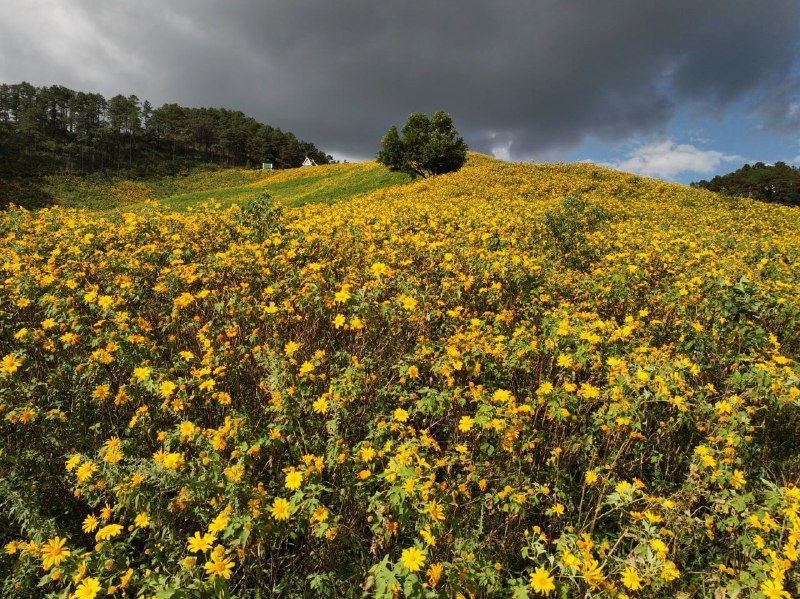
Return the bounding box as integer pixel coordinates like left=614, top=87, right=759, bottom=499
left=606, top=140, right=742, bottom=181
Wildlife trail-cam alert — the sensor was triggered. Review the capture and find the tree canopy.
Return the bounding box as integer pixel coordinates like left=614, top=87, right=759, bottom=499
left=692, top=162, right=800, bottom=206
left=377, top=111, right=468, bottom=178
left=0, top=81, right=332, bottom=178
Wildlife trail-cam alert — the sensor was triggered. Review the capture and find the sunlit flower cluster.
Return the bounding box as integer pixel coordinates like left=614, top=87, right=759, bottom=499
left=1, top=156, right=799, bottom=597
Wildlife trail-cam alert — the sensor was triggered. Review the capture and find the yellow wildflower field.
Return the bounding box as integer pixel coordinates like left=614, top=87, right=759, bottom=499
left=1, top=156, right=799, bottom=597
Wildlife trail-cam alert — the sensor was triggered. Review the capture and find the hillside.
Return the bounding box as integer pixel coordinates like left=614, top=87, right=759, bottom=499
left=2, top=157, right=800, bottom=597
left=0, top=161, right=411, bottom=211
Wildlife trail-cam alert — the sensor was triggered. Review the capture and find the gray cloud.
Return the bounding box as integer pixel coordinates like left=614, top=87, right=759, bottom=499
left=2, top=0, right=799, bottom=160
left=753, top=77, right=800, bottom=133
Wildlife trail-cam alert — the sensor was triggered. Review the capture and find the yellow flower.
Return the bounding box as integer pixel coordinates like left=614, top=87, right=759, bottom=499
left=310, top=506, right=329, bottom=524
left=730, top=469, right=746, bottom=489
left=161, top=452, right=185, bottom=470
left=95, top=524, right=123, bottom=541
left=75, top=462, right=97, bottom=484
left=187, top=531, right=216, bottom=553
left=133, top=366, right=151, bottom=381
left=370, top=261, right=390, bottom=277
left=179, top=421, right=196, bottom=441
left=203, top=546, right=235, bottom=581
left=271, top=497, right=291, bottom=520
left=299, top=361, right=314, bottom=376
left=492, top=389, right=512, bottom=403
left=134, top=513, right=150, bottom=528
left=661, top=560, right=680, bottom=583
left=41, top=536, right=71, bottom=570
left=0, top=353, right=23, bottom=375
left=582, top=558, right=605, bottom=588
left=578, top=383, right=600, bottom=399
left=399, top=294, right=418, bottom=311
left=82, top=514, right=99, bottom=533
left=100, top=504, right=112, bottom=521
left=458, top=415, right=474, bottom=432
left=585, top=470, right=599, bottom=484
left=312, top=396, right=329, bottom=414
left=284, top=341, right=301, bottom=355
left=393, top=408, right=409, bottom=422
left=620, top=566, right=642, bottom=590
left=420, top=525, right=436, bottom=546
left=358, top=445, right=377, bottom=462
left=428, top=500, right=445, bottom=522
left=761, top=579, right=791, bottom=599
left=65, top=455, right=81, bottom=471
left=400, top=546, right=426, bottom=572
left=407, top=365, right=419, bottom=378
left=224, top=464, right=244, bottom=483
left=529, top=566, right=556, bottom=595
left=101, top=437, right=123, bottom=464
left=208, top=512, right=230, bottom=534
left=71, top=576, right=101, bottom=599
left=334, top=286, right=351, bottom=303
left=561, top=551, right=580, bottom=569
left=159, top=380, right=177, bottom=398
left=285, top=470, right=303, bottom=491
left=649, top=538, right=668, bottom=556
left=427, top=562, right=443, bottom=587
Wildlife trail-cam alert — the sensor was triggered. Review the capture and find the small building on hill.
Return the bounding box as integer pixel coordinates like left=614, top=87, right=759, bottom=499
left=301, top=156, right=317, bottom=167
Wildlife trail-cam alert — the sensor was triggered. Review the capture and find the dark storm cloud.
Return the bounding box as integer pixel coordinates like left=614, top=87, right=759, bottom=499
left=753, top=77, right=800, bottom=133
left=1, top=0, right=799, bottom=159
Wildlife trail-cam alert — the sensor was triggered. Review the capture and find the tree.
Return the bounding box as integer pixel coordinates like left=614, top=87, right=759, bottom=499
left=377, top=110, right=468, bottom=178
left=692, top=161, right=800, bottom=206
left=0, top=81, right=331, bottom=180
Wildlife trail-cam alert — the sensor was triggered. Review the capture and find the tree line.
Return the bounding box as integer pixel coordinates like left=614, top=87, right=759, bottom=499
left=692, top=161, right=800, bottom=206
left=0, top=81, right=332, bottom=178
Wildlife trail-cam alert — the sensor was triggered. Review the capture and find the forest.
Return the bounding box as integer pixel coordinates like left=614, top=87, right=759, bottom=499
left=0, top=82, right=332, bottom=178
left=692, top=161, right=800, bottom=206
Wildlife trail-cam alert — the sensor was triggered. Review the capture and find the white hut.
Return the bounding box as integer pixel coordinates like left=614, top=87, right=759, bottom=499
left=301, top=156, right=317, bottom=167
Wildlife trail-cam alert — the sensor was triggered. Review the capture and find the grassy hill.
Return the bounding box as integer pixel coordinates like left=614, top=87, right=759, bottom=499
left=2, top=157, right=800, bottom=597
left=0, top=161, right=412, bottom=211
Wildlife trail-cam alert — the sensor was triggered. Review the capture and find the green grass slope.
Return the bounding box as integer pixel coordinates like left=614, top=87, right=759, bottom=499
left=159, top=161, right=411, bottom=211
left=0, top=161, right=413, bottom=211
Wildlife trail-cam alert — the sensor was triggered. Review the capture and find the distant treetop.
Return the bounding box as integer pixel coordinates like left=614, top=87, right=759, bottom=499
left=692, top=162, right=800, bottom=206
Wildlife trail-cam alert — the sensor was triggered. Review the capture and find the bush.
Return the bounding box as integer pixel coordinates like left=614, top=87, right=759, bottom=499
left=544, top=195, right=611, bottom=269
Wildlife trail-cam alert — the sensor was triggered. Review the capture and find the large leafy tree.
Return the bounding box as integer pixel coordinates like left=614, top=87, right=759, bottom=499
left=377, top=110, right=468, bottom=178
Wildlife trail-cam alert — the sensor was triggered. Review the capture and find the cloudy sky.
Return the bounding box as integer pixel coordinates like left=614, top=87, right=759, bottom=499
left=2, top=0, right=800, bottom=183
